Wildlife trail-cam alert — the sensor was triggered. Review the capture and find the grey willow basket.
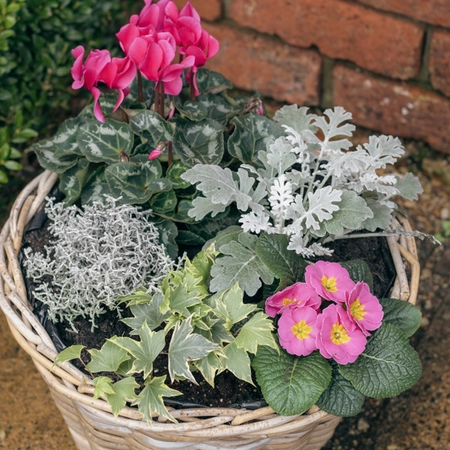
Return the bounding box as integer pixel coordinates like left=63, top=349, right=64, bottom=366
left=0, top=170, right=420, bottom=450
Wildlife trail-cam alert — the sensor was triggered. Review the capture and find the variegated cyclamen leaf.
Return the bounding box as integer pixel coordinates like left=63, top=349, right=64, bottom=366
left=31, top=141, right=79, bottom=174
left=129, top=110, right=173, bottom=147
left=228, top=114, right=284, bottom=163
left=173, top=96, right=208, bottom=121
left=77, top=119, right=133, bottom=164
left=195, top=68, right=233, bottom=94
left=172, top=118, right=224, bottom=166
left=198, top=93, right=243, bottom=125
left=111, top=323, right=166, bottom=379
left=59, top=158, right=91, bottom=205
left=168, top=316, right=218, bottom=383
left=80, top=166, right=115, bottom=205
left=165, top=160, right=191, bottom=190
left=150, top=190, right=178, bottom=214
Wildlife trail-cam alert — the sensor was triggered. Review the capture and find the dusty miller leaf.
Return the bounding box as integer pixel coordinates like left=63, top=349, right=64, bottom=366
left=395, top=172, right=423, bottom=201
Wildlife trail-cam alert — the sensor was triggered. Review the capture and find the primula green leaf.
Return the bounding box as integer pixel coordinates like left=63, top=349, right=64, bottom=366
left=105, top=377, right=140, bottom=417
left=212, top=283, right=257, bottom=330
left=129, top=110, right=173, bottom=147
left=339, top=324, right=422, bottom=398
left=234, top=311, right=277, bottom=354
left=111, top=323, right=166, bottom=379
left=133, top=376, right=181, bottom=423
left=252, top=346, right=332, bottom=416
left=54, top=345, right=85, bottom=365
left=316, top=363, right=365, bottom=417
left=77, top=119, right=133, bottom=164
left=172, top=118, right=224, bottom=167
left=210, top=233, right=274, bottom=296
left=379, top=298, right=422, bottom=338
left=93, top=376, right=115, bottom=398
left=340, top=259, right=373, bottom=291
left=87, top=341, right=131, bottom=373
left=255, top=232, right=307, bottom=285
left=221, top=341, right=254, bottom=385
left=168, top=316, right=218, bottom=383
left=228, top=114, right=284, bottom=163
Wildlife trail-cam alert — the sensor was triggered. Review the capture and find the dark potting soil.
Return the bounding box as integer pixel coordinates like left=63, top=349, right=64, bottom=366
left=20, top=213, right=395, bottom=410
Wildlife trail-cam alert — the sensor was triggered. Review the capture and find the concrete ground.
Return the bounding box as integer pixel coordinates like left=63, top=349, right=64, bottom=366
left=0, top=146, right=449, bottom=450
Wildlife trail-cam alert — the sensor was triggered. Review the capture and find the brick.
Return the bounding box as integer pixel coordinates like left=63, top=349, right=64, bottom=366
left=203, top=23, right=321, bottom=106
left=333, top=64, right=450, bottom=153
left=358, top=0, right=450, bottom=28
left=229, top=0, right=424, bottom=80
left=429, top=30, right=450, bottom=97
left=173, top=0, right=222, bottom=21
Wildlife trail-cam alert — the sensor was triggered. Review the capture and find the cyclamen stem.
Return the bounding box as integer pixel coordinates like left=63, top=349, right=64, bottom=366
left=137, top=71, right=143, bottom=103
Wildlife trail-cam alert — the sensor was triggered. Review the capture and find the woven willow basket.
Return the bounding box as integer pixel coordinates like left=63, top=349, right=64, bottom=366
left=0, top=170, right=420, bottom=450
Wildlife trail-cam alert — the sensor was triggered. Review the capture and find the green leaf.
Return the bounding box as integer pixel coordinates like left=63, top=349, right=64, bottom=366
left=93, top=376, right=115, bottom=398
left=168, top=316, right=218, bottom=383
left=3, top=160, right=21, bottom=171
left=361, top=196, right=393, bottom=232
left=340, top=259, right=373, bottom=291
left=176, top=230, right=206, bottom=247
left=86, top=340, right=131, bottom=373
left=172, top=118, right=224, bottom=167
left=165, top=160, right=191, bottom=190
left=77, top=119, right=133, bottom=164
left=379, top=298, right=422, bottom=338
left=255, top=232, right=307, bottom=285
left=195, top=351, right=223, bottom=387
left=195, top=68, right=233, bottom=94
left=111, top=323, right=166, bottom=379
left=234, top=311, right=277, bottom=353
left=154, top=219, right=179, bottom=259
left=210, top=233, right=274, bottom=296
left=129, top=110, right=173, bottom=148
left=253, top=346, right=332, bottom=416
left=221, top=341, right=253, bottom=385
left=133, top=376, right=181, bottom=423
left=105, top=377, right=140, bottom=417
left=173, top=96, right=208, bottom=121
left=203, top=225, right=243, bottom=251
left=150, top=190, right=178, bottom=214
left=59, top=158, right=90, bottom=205
left=316, top=363, right=365, bottom=417
left=395, top=172, right=423, bottom=201
left=54, top=345, right=85, bottom=365
left=339, top=324, right=422, bottom=398
left=228, top=114, right=284, bottom=163
left=273, top=105, right=317, bottom=135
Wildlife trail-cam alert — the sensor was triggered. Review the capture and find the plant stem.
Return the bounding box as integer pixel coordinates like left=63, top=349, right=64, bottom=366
left=137, top=71, right=143, bottom=103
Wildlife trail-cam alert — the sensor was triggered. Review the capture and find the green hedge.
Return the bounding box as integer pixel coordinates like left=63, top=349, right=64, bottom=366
left=0, top=0, right=135, bottom=183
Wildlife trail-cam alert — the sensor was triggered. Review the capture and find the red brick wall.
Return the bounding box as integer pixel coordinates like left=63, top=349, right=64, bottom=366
left=173, top=0, right=450, bottom=154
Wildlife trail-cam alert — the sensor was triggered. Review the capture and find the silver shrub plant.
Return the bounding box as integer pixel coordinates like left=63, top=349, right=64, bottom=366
left=24, top=196, right=174, bottom=330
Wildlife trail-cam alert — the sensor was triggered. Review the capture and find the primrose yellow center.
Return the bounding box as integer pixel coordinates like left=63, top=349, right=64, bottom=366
left=350, top=298, right=367, bottom=321
left=330, top=323, right=351, bottom=345
left=292, top=320, right=312, bottom=341
left=321, top=275, right=338, bottom=292
left=283, top=297, right=296, bottom=307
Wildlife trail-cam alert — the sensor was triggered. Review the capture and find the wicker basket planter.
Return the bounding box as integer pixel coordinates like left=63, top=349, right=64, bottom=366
left=0, top=169, right=420, bottom=450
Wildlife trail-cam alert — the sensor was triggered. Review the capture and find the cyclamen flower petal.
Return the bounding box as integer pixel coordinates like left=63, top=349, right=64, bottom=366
left=265, top=282, right=321, bottom=318
left=277, top=306, right=319, bottom=357
left=345, top=282, right=384, bottom=336
left=305, top=261, right=355, bottom=302
left=316, top=304, right=366, bottom=365
left=148, top=149, right=162, bottom=160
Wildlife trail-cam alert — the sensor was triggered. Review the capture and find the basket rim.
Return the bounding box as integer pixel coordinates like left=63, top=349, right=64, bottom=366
left=0, top=169, right=420, bottom=433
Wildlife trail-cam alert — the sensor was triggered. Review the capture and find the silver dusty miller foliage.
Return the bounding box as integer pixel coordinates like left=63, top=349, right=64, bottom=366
left=24, top=197, right=174, bottom=330
left=182, top=105, right=424, bottom=258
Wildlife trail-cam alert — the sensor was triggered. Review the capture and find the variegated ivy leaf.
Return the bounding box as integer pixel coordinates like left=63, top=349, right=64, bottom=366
left=105, top=377, right=140, bottom=417
left=308, top=106, right=355, bottom=151
left=77, top=118, right=133, bottom=164
left=220, top=341, right=254, bottom=385
left=210, top=232, right=274, bottom=296
left=172, top=118, right=224, bottom=166
left=173, top=96, right=208, bottom=121
left=93, top=376, right=115, bottom=398
left=129, top=110, right=173, bottom=148
left=233, top=311, right=277, bottom=354
left=195, top=68, right=233, bottom=94
left=168, top=316, right=218, bottom=383
left=86, top=340, right=131, bottom=373
left=111, top=323, right=166, bottom=379
left=54, top=345, right=85, bottom=366
left=394, top=172, right=423, bottom=200
left=132, top=376, right=181, bottom=424
left=273, top=104, right=317, bottom=135
left=195, top=351, right=223, bottom=387
left=228, top=114, right=284, bottom=163
left=59, top=158, right=91, bottom=205
left=105, top=156, right=171, bottom=205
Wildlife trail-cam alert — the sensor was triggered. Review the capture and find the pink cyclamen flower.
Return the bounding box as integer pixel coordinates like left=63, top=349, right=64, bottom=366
left=305, top=261, right=355, bottom=303
left=278, top=306, right=319, bottom=357
left=345, top=282, right=384, bottom=336
left=316, top=304, right=366, bottom=365
left=265, top=282, right=321, bottom=318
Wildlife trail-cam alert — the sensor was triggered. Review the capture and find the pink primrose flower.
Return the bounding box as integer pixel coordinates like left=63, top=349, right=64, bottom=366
left=316, top=304, right=366, bottom=365
left=265, top=282, right=321, bottom=318
left=305, top=261, right=355, bottom=302
left=345, top=282, right=384, bottom=336
left=277, top=306, right=319, bottom=357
